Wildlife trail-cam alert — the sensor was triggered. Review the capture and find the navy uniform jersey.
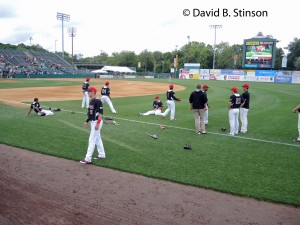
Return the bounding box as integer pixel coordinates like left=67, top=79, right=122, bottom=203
left=153, top=100, right=163, bottom=109
left=31, top=101, right=42, bottom=113
left=82, top=82, right=90, bottom=92
left=166, top=90, right=176, bottom=100
left=229, top=94, right=244, bottom=109
left=241, top=91, right=250, bottom=109
left=101, top=86, right=110, bottom=96
left=87, top=98, right=103, bottom=121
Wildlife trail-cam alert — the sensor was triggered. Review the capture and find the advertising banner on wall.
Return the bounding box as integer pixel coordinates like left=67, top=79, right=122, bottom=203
left=199, top=69, right=210, bottom=80
left=210, top=69, right=223, bottom=80
left=274, top=71, right=292, bottom=83
left=245, top=70, right=256, bottom=81
left=179, top=69, right=190, bottom=79
left=292, top=71, right=300, bottom=84
left=254, top=70, right=275, bottom=82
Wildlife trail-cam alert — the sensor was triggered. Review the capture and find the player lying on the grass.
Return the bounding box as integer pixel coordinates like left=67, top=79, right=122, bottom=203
left=139, top=96, right=163, bottom=116
left=27, top=98, right=54, bottom=116
left=292, top=104, right=300, bottom=142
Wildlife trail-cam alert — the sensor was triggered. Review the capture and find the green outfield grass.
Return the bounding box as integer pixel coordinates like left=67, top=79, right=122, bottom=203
left=0, top=78, right=300, bottom=206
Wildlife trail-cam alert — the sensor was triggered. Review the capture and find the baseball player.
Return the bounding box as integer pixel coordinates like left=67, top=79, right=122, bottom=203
left=202, top=84, right=209, bottom=126
left=292, top=104, right=300, bottom=142
left=27, top=98, right=54, bottom=116
left=100, top=81, right=117, bottom=114
left=228, top=87, right=244, bottom=136
left=80, top=86, right=106, bottom=164
left=240, top=83, right=250, bottom=133
left=139, top=96, right=163, bottom=116
left=161, top=84, right=181, bottom=120
left=82, top=78, right=90, bottom=108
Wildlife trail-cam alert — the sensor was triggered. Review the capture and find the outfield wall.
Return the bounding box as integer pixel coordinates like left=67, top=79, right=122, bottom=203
left=180, top=69, right=300, bottom=84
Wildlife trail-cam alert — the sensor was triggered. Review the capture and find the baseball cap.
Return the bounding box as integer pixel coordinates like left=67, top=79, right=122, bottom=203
left=169, top=84, right=174, bottom=89
left=105, top=81, right=110, bottom=85
left=231, top=87, right=238, bottom=93
left=242, top=83, right=249, bottom=89
left=86, top=78, right=90, bottom=81
left=203, top=84, right=209, bottom=89
left=88, top=86, right=97, bottom=93
left=155, top=96, right=160, bottom=99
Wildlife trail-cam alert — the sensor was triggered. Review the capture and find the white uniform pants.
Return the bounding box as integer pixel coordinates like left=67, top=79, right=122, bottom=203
left=162, top=100, right=175, bottom=120
left=298, top=113, right=300, bottom=140
left=240, top=108, right=249, bottom=132
left=82, top=91, right=89, bottom=108
left=204, top=109, right=208, bottom=125
left=85, top=120, right=105, bottom=162
left=101, top=96, right=116, bottom=113
left=38, top=109, right=54, bottom=116
left=229, top=108, right=240, bottom=135
left=142, top=109, right=162, bottom=116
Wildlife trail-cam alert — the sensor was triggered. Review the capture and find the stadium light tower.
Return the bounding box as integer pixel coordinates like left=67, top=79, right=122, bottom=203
left=68, top=27, right=77, bottom=64
left=209, top=25, right=222, bottom=69
left=29, top=37, right=33, bottom=52
left=187, top=35, right=190, bottom=63
left=56, top=12, right=70, bottom=58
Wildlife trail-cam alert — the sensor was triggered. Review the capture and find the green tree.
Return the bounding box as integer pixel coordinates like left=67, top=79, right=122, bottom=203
left=138, top=50, right=154, bottom=72
left=274, top=48, right=285, bottom=69
left=294, top=57, right=300, bottom=69
left=287, top=38, right=300, bottom=69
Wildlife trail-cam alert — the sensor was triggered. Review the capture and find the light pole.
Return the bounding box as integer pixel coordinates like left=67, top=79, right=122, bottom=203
left=68, top=27, right=77, bottom=63
left=55, top=39, right=57, bottom=53
left=56, top=12, right=70, bottom=58
left=209, top=25, right=222, bottom=69
left=29, top=37, right=33, bottom=52
left=187, top=35, right=190, bottom=63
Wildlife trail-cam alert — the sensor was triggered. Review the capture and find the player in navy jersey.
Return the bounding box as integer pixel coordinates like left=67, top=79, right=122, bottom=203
left=228, top=87, right=244, bottom=136
left=292, top=104, right=300, bottom=142
left=100, top=81, right=116, bottom=114
left=82, top=78, right=90, bottom=108
left=27, top=98, right=54, bottom=116
left=80, top=87, right=106, bottom=164
left=240, top=83, right=250, bottom=133
left=139, top=96, right=163, bottom=116
left=161, top=84, right=181, bottom=120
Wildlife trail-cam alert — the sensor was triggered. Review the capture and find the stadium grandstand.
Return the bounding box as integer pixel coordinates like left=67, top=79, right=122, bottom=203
left=0, top=48, right=90, bottom=78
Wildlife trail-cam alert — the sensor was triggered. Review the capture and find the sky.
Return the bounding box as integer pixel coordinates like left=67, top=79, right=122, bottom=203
left=0, top=0, right=298, bottom=57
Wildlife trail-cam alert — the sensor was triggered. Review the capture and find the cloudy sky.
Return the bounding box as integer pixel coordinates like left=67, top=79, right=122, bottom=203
left=0, top=0, right=298, bottom=57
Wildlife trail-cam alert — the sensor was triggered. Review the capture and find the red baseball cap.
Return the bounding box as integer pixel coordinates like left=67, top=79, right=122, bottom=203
left=105, top=81, right=109, bottom=85
left=242, top=83, right=249, bottom=89
left=203, top=84, right=209, bottom=89
left=231, top=87, right=238, bottom=93
left=169, top=84, right=174, bottom=89
left=86, top=78, right=90, bottom=81
left=88, top=86, right=97, bottom=93
left=155, top=96, right=160, bottom=99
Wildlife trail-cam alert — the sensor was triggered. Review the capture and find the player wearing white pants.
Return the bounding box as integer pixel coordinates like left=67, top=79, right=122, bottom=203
left=161, top=84, right=180, bottom=120
left=292, top=105, right=300, bottom=142
left=80, top=87, right=106, bottom=164
left=228, top=87, right=244, bottom=136
left=240, top=83, right=250, bottom=133
left=202, top=84, right=210, bottom=126
left=140, top=96, right=163, bottom=116
left=28, top=98, right=54, bottom=116
left=82, top=78, right=90, bottom=108
left=101, top=81, right=116, bottom=114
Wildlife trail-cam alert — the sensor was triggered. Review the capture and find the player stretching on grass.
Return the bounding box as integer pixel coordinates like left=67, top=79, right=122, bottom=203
left=80, top=87, right=106, bottom=164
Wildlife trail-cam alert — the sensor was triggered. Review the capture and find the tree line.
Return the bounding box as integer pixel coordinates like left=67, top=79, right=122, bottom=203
left=1, top=38, right=300, bottom=71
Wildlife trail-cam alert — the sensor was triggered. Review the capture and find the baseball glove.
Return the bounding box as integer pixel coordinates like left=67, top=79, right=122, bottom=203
left=175, top=98, right=181, bottom=102
left=183, top=144, right=192, bottom=150
left=221, top=127, right=226, bottom=132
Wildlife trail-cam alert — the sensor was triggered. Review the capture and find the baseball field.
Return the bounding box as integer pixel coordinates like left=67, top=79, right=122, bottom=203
left=0, top=78, right=300, bottom=223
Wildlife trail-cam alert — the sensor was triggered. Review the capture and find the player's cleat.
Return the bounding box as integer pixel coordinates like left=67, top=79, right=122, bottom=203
left=293, top=139, right=300, bottom=142
left=93, top=156, right=106, bottom=160
left=196, top=131, right=202, bottom=134
left=201, top=131, right=207, bottom=134
left=79, top=159, right=91, bottom=164
left=161, top=115, right=165, bottom=119
left=228, top=133, right=235, bottom=136
left=139, top=112, right=143, bottom=116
